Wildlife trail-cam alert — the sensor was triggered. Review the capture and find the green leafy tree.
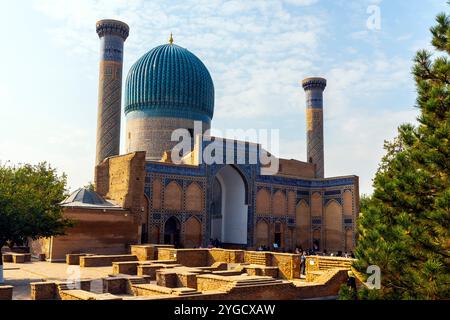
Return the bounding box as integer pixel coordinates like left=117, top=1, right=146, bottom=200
left=0, top=162, right=73, bottom=274
left=352, top=4, right=450, bottom=300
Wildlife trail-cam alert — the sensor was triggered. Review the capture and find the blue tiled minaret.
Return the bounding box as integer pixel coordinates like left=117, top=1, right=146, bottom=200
left=302, top=77, right=327, bottom=178
left=95, top=19, right=129, bottom=165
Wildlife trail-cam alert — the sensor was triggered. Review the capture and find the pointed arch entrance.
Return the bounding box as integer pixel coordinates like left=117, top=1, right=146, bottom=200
left=210, top=165, right=248, bottom=245
left=164, top=217, right=181, bottom=246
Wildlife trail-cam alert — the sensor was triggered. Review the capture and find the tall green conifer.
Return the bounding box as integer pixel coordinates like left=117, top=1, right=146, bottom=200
left=352, top=3, right=450, bottom=300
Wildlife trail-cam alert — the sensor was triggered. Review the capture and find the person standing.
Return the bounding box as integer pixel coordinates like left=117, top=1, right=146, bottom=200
left=347, top=271, right=358, bottom=300
left=300, top=251, right=307, bottom=276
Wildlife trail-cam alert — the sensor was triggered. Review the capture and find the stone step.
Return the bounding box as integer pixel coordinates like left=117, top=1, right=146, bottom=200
left=57, top=282, right=83, bottom=291
left=233, top=280, right=283, bottom=287
left=231, top=278, right=284, bottom=287
left=128, top=278, right=148, bottom=285
left=172, top=287, right=200, bottom=296
left=60, top=290, right=122, bottom=300
left=80, top=254, right=138, bottom=267
left=58, top=284, right=72, bottom=291
left=133, top=284, right=173, bottom=295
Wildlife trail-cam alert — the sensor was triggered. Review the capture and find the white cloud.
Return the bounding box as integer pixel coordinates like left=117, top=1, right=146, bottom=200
left=34, top=0, right=327, bottom=121
left=283, top=0, right=319, bottom=6
left=30, top=0, right=420, bottom=195
left=322, top=55, right=415, bottom=193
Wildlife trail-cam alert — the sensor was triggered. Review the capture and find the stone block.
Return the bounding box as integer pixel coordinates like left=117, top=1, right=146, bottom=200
left=137, top=264, right=181, bottom=280
left=80, top=254, right=138, bottom=267
left=112, top=261, right=139, bottom=275
left=0, top=285, right=13, bottom=300
left=103, top=277, right=127, bottom=295
left=137, top=265, right=160, bottom=279
left=2, top=254, right=13, bottom=263
left=31, top=282, right=57, bottom=300
left=156, top=271, right=177, bottom=288
left=66, top=253, right=90, bottom=265
left=177, top=273, right=197, bottom=289
left=11, top=253, right=31, bottom=264
left=262, top=267, right=279, bottom=278
left=130, top=244, right=174, bottom=261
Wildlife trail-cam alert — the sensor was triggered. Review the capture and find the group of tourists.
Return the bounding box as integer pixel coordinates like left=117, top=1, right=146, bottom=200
left=207, top=238, right=222, bottom=248
left=293, top=247, right=356, bottom=276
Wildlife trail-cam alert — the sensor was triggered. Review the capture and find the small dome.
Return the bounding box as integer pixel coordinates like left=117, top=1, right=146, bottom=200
left=124, top=43, right=215, bottom=123
left=61, top=188, right=119, bottom=209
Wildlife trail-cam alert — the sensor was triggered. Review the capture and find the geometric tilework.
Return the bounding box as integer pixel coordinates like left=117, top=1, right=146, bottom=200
left=302, top=77, right=326, bottom=179
left=125, top=44, right=214, bottom=122
left=95, top=20, right=129, bottom=165
left=144, top=133, right=357, bottom=249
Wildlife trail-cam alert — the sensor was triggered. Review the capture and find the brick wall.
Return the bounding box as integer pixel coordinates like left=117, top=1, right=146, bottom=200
left=270, top=253, right=301, bottom=280
left=131, top=244, right=174, bottom=261
left=39, top=208, right=139, bottom=261
left=173, top=249, right=209, bottom=267
left=208, top=249, right=245, bottom=264
left=95, top=152, right=146, bottom=217
left=155, top=249, right=303, bottom=280
left=244, top=251, right=271, bottom=265
left=306, top=256, right=355, bottom=274
left=196, top=275, right=231, bottom=292
left=277, top=158, right=316, bottom=179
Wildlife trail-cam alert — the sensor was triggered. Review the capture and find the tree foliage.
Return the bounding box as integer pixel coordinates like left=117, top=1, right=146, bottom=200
left=352, top=4, right=450, bottom=300
left=0, top=162, right=73, bottom=254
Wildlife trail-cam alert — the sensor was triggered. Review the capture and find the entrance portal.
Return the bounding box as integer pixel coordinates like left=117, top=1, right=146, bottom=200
left=210, top=166, right=248, bottom=245
left=164, top=217, right=181, bottom=246
left=274, top=222, right=282, bottom=248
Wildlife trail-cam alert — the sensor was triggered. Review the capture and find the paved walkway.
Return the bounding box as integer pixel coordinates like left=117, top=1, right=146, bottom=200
left=3, top=261, right=112, bottom=300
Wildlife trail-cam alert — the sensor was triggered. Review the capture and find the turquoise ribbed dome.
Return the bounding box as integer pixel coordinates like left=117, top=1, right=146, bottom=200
left=124, top=44, right=214, bottom=123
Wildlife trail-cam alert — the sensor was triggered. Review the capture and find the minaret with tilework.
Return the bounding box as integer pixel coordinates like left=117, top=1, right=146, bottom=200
left=302, top=77, right=327, bottom=178
left=95, top=19, right=129, bottom=165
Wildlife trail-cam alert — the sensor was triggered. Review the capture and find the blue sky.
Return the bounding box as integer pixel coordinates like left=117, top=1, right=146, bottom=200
left=0, top=0, right=447, bottom=195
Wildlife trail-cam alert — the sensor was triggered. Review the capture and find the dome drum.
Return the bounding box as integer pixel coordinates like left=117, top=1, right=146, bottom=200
left=126, top=116, right=210, bottom=160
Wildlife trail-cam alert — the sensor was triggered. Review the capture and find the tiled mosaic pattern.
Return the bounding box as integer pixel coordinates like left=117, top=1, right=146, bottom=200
left=125, top=44, right=214, bottom=122
left=126, top=117, right=210, bottom=160
left=143, top=140, right=358, bottom=250
left=95, top=20, right=128, bottom=164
